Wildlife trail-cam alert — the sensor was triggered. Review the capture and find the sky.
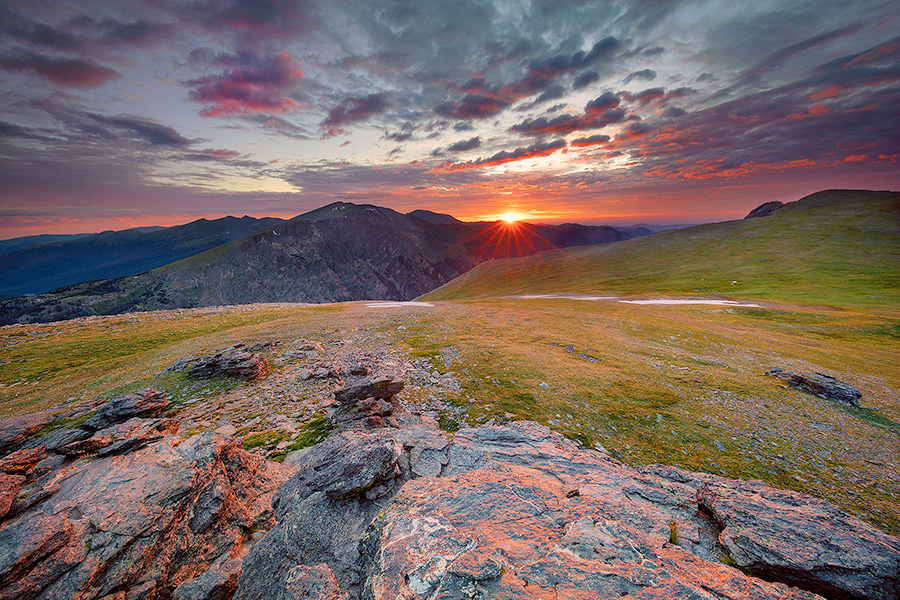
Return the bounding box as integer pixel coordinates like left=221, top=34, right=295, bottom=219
left=1, top=0, right=898, bottom=239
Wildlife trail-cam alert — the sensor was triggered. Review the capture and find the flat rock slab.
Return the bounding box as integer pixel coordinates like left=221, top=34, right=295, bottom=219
left=333, top=377, right=404, bottom=403
left=766, top=368, right=862, bottom=406
left=81, top=388, right=169, bottom=432
left=235, top=420, right=900, bottom=600
left=187, top=352, right=270, bottom=381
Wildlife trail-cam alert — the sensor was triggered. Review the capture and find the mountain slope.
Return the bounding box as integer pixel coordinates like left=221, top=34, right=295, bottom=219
left=0, top=216, right=285, bottom=297
left=0, top=204, right=638, bottom=323
left=0, top=233, right=92, bottom=256
left=423, top=189, right=900, bottom=308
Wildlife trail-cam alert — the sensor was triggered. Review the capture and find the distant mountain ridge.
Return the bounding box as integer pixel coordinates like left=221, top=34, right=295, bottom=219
left=0, top=233, right=93, bottom=256
left=0, top=203, right=641, bottom=324
left=0, top=215, right=285, bottom=298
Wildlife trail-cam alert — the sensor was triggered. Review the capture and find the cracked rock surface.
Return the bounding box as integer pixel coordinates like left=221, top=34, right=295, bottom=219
left=236, top=420, right=900, bottom=600
left=0, top=390, right=295, bottom=600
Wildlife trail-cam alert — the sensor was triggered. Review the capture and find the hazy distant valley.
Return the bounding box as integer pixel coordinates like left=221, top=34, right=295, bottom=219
left=1, top=190, right=898, bottom=599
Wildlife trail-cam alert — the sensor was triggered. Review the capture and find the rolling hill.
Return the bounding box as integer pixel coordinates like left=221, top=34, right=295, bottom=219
left=423, top=189, right=900, bottom=309
left=0, top=215, right=285, bottom=298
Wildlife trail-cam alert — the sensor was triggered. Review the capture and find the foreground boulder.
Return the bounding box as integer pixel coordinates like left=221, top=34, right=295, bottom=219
left=236, top=420, right=900, bottom=600
left=81, top=388, right=169, bottom=431
left=766, top=368, right=863, bottom=406
left=333, top=376, right=404, bottom=403
left=0, top=422, right=295, bottom=600
left=187, top=351, right=270, bottom=381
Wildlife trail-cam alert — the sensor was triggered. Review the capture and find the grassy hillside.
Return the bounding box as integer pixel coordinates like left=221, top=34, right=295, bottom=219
left=423, top=190, right=900, bottom=309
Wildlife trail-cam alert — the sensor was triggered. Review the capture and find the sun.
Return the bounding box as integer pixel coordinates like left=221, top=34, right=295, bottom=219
left=500, top=212, right=520, bottom=223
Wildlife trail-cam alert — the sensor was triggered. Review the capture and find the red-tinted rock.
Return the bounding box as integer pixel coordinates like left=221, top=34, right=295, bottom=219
left=236, top=420, right=899, bottom=600
left=0, top=414, right=51, bottom=456
left=187, top=352, right=270, bottom=381
left=333, top=377, right=404, bottom=403
left=81, top=389, right=169, bottom=432
left=0, top=447, right=47, bottom=475
left=0, top=474, right=25, bottom=519
left=56, top=433, right=113, bottom=456
left=0, top=430, right=295, bottom=600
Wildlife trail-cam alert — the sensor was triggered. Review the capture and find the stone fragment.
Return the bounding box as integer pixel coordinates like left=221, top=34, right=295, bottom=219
left=187, top=351, right=270, bottom=381
left=236, top=420, right=899, bottom=600
left=697, top=483, right=900, bottom=600
left=0, top=473, right=25, bottom=519
left=0, top=413, right=51, bottom=455
left=27, top=426, right=91, bottom=452
left=333, top=376, right=404, bottom=403
left=766, top=368, right=862, bottom=406
left=173, top=558, right=242, bottom=600
left=281, top=564, right=348, bottom=600
left=0, top=446, right=47, bottom=475
left=81, top=389, right=169, bottom=432
left=57, top=432, right=113, bottom=456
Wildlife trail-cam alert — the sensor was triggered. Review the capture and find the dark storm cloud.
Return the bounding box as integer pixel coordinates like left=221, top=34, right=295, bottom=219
left=68, top=16, right=175, bottom=47
left=188, top=51, right=305, bottom=116
left=573, top=71, right=600, bottom=90
left=511, top=92, right=626, bottom=136
left=623, top=87, right=695, bottom=106
left=184, top=0, right=318, bottom=38
left=440, top=139, right=567, bottom=171
left=530, top=85, right=566, bottom=106
left=0, top=6, right=78, bottom=50
left=607, top=41, right=900, bottom=181
left=622, top=69, right=656, bottom=85
left=56, top=112, right=194, bottom=148
left=320, top=93, right=391, bottom=137
left=735, top=23, right=866, bottom=87
left=433, top=36, right=621, bottom=121
left=435, top=94, right=509, bottom=121
left=446, top=137, right=481, bottom=152
left=570, top=134, right=610, bottom=148
left=0, top=53, right=119, bottom=89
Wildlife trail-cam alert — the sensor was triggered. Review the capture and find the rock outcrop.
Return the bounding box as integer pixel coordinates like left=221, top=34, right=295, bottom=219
left=0, top=391, right=295, bottom=600
left=328, top=377, right=407, bottom=430
left=236, top=420, right=900, bottom=600
left=187, top=351, right=270, bottom=381
left=766, top=368, right=863, bottom=406
left=745, top=201, right=785, bottom=218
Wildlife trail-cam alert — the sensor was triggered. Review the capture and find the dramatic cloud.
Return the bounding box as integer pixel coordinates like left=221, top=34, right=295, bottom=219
left=570, top=134, right=611, bottom=148
left=0, top=54, right=119, bottom=88
left=446, top=137, right=481, bottom=152
left=511, top=92, right=626, bottom=136
left=187, top=0, right=317, bottom=38
left=436, top=37, right=620, bottom=121
left=1, top=0, right=897, bottom=237
left=622, top=69, right=657, bottom=84
left=188, top=51, right=304, bottom=116
left=320, top=93, right=391, bottom=137
left=573, top=71, right=600, bottom=90
left=438, top=139, right=567, bottom=172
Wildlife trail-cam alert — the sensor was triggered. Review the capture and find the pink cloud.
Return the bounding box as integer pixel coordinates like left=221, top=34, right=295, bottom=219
left=188, top=51, right=303, bottom=117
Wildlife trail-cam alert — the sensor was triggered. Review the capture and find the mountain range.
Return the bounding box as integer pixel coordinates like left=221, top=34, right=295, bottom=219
left=0, top=203, right=649, bottom=324
left=0, top=216, right=286, bottom=299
